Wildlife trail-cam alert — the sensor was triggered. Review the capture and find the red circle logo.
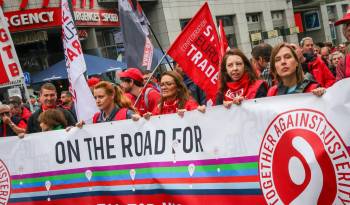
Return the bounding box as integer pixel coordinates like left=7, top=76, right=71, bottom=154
left=259, top=109, right=350, bottom=205
left=0, top=159, right=11, bottom=205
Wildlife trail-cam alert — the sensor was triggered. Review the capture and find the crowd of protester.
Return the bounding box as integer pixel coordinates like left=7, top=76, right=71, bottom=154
left=0, top=13, right=349, bottom=137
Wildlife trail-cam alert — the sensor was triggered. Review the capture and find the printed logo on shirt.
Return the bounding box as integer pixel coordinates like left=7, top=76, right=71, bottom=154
left=0, top=160, right=11, bottom=205
left=225, top=88, right=243, bottom=100
left=258, top=109, right=350, bottom=205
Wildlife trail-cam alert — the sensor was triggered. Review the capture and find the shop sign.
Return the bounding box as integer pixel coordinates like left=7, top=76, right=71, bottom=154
left=250, top=32, right=262, bottom=42
left=289, top=26, right=300, bottom=35
left=74, top=9, right=119, bottom=27
left=7, top=86, right=21, bottom=98
left=267, top=30, right=278, bottom=38
left=4, top=8, right=119, bottom=32
left=4, top=8, right=61, bottom=32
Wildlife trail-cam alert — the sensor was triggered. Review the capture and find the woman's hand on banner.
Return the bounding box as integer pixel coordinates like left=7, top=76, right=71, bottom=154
left=132, top=114, right=141, bottom=121
left=143, top=112, right=152, bottom=120
left=75, top=120, right=85, bottom=129
left=223, top=101, right=233, bottom=109
left=232, top=96, right=245, bottom=105
left=312, top=87, right=326, bottom=97
left=197, top=105, right=206, bottom=113
left=177, top=109, right=186, bottom=118
left=18, top=132, right=25, bottom=139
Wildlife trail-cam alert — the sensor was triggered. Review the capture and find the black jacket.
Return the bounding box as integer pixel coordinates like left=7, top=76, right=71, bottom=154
left=27, top=107, right=76, bottom=134
left=0, top=116, right=22, bottom=137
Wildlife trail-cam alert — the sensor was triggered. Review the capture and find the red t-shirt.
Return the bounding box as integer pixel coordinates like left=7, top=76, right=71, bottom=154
left=152, top=98, right=198, bottom=115
left=125, top=87, right=161, bottom=116
left=21, top=106, right=31, bottom=121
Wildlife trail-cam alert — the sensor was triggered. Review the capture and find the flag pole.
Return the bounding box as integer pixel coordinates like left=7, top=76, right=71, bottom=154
left=133, top=53, right=167, bottom=107
left=147, top=23, right=173, bottom=70
left=21, top=78, right=34, bottom=112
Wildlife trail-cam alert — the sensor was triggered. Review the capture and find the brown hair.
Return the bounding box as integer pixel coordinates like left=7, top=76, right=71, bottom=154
left=219, top=48, right=257, bottom=95
left=38, top=109, right=67, bottom=130
left=270, top=43, right=304, bottom=84
left=93, top=81, right=134, bottom=111
left=251, top=43, right=273, bottom=62
left=40, top=83, right=57, bottom=94
left=159, top=71, right=190, bottom=111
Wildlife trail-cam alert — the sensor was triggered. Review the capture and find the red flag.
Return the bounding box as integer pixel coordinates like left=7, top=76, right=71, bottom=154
left=167, top=3, right=220, bottom=104
left=219, top=19, right=229, bottom=58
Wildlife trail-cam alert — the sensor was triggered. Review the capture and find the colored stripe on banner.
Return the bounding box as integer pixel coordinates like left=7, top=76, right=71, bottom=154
left=9, top=189, right=263, bottom=203
left=11, top=155, right=259, bottom=179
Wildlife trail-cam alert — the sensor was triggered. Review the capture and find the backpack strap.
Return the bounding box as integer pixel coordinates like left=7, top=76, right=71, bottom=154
left=114, top=108, right=128, bottom=120
left=144, top=87, right=153, bottom=110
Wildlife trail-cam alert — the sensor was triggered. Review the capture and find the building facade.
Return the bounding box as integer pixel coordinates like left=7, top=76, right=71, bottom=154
left=2, top=0, right=120, bottom=74
left=293, top=0, right=349, bottom=45
left=143, top=0, right=299, bottom=57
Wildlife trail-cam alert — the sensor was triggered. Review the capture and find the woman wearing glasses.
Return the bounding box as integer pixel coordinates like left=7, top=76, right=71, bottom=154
left=0, top=104, right=26, bottom=137
left=149, top=71, right=205, bottom=116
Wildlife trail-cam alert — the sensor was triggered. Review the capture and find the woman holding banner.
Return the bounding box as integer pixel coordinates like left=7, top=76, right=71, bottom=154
left=76, top=81, right=140, bottom=127
left=216, top=49, right=268, bottom=107
left=268, top=43, right=325, bottom=96
left=148, top=71, right=205, bottom=117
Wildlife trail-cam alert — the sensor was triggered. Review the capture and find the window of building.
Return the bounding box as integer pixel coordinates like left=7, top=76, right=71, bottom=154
left=180, top=18, right=191, bottom=30
left=246, top=13, right=260, bottom=23
left=272, top=11, right=283, bottom=20
left=327, top=6, right=337, bottom=21
left=272, top=10, right=285, bottom=28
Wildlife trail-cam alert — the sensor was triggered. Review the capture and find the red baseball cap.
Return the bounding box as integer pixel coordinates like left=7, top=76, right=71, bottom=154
left=87, top=77, right=100, bottom=87
left=335, top=7, right=350, bottom=26
left=118, top=68, right=144, bottom=83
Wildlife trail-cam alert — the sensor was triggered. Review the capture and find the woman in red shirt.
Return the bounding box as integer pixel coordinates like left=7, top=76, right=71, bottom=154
left=268, top=43, right=325, bottom=96
left=151, top=71, right=205, bottom=116
left=217, top=49, right=267, bottom=108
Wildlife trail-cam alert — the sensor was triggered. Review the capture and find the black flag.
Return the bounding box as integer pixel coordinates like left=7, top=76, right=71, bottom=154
left=118, top=0, right=154, bottom=71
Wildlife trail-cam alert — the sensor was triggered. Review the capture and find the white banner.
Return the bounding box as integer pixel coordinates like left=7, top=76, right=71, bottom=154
left=0, top=79, right=350, bottom=205
left=61, top=0, right=98, bottom=122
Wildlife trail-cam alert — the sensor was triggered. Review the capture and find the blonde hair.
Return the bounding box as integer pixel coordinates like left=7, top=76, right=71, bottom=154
left=93, top=81, right=135, bottom=111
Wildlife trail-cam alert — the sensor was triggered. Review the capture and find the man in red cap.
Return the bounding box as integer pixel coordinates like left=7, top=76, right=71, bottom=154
left=119, top=68, right=160, bottom=116
left=335, top=6, right=350, bottom=81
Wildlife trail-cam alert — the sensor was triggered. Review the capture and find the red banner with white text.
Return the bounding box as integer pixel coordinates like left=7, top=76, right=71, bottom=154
left=167, top=3, right=220, bottom=104
left=3, top=8, right=119, bottom=32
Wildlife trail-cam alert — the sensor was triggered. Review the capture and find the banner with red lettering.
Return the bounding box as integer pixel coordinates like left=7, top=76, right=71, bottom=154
left=0, top=7, right=23, bottom=85
left=3, top=8, right=119, bottom=33
left=167, top=3, right=220, bottom=104
left=61, top=0, right=98, bottom=122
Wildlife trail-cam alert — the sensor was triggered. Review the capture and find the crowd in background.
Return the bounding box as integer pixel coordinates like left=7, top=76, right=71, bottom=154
left=0, top=34, right=349, bottom=137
